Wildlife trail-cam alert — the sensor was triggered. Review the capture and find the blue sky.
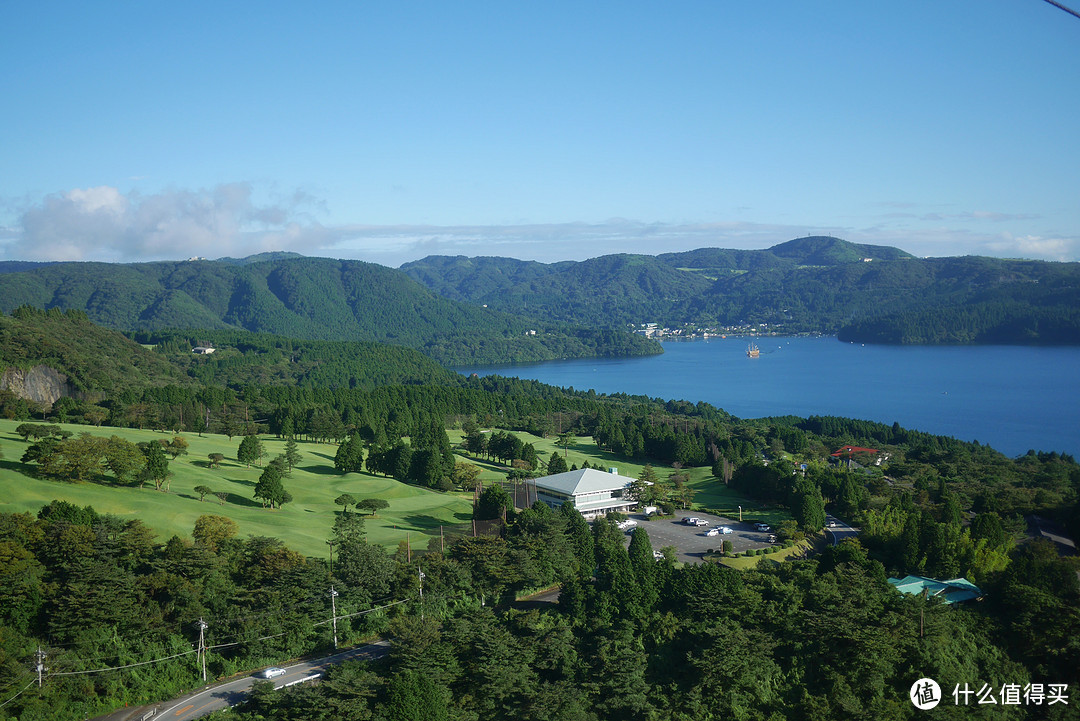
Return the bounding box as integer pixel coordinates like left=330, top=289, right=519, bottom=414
left=1, top=1, right=1077, bottom=266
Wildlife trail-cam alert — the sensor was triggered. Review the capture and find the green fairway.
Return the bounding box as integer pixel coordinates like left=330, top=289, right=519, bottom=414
left=0, top=419, right=474, bottom=557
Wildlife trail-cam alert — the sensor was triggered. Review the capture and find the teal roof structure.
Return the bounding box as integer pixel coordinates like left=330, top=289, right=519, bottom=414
left=888, top=575, right=982, bottom=605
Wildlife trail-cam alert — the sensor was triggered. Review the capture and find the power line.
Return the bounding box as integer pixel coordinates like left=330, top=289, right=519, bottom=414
left=48, top=649, right=196, bottom=677
left=0, top=679, right=37, bottom=711
left=1042, top=0, right=1080, bottom=20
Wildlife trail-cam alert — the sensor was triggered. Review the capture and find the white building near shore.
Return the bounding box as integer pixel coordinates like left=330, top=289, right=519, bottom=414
left=533, top=467, right=638, bottom=519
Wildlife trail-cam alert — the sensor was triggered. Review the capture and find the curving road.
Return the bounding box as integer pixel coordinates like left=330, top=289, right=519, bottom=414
left=824, top=514, right=859, bottom=546
left=96, top=641, right=389, bottom=721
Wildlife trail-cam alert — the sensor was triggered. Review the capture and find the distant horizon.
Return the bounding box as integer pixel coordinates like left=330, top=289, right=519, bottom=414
left=1, top=231, right=1074, bottom=270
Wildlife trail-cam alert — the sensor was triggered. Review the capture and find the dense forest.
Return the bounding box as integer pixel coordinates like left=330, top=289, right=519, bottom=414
left=1, top=308, right=1079, bottom=719
left=0, top=257, right=659, bottom=365
left=401, top=237, right=1080, bottom=344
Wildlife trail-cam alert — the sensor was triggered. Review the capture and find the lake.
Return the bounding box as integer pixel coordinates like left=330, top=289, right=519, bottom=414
left=457, top=337, right=1080, bottom=458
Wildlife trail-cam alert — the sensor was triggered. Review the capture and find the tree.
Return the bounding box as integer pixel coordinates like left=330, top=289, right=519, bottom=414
left=792, top=478, right=826, bottom=532
left=214, top=491, right=228, bottom=505
left=104, top=436, right=143, bottom=484
left=283, top=437, right=303, bottom=471
left=140, top=440, right=170, bottom=492
left=54, top=434, right=108, bottom=482
left=331, top=512, right=392, bottom=604
left=237, top=434, right=264, bottom=468
left=193, top=485, right=213, bottom=502
left=334, top=435, right=364, bottom=474
left=547, top=452, right=568, bottom=476
left=253, top=463, right=287, bottom=509
left=477, top=484, right=511, bottom=520
left=556, top=431, right=575, bottom=457
left=357, top=498, right=390, bottom=516
left=630, top=464, right=658, bottom=505
left=384, top=669, right=449, bottom=721
left=164, top=435, right=189, bottom=460
left=208, top=452, right=224, bottom=468
left=335, top=493, right=357, bottom=514
left=451, top=461, right=482, bottom=491
left=192, top=514, right=238, bottom=553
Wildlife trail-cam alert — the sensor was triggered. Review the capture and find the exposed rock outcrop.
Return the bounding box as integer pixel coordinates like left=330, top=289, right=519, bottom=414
left=0, top=365, right=73, bottom=406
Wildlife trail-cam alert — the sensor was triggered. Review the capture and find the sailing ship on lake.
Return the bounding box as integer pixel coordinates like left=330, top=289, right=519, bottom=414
left=746, top=341, right=760, bottom=358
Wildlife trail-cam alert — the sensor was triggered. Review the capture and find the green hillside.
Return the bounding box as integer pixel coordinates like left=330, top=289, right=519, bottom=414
left=0, top=419, right=474, bottom=555
left=0, top=307, right=466, bottom=401
left=402, top=237, right=1080, bottom=344
left=0, top=306, right=190, bottom=396
left=0, top=256, right=659, bottom=365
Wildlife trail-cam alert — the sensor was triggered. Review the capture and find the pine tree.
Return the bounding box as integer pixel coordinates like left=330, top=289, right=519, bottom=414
left=283, top=437, right=302, bottom=471
left=253, top=463, right=287, bottom=509
left=237, top=434, right=264, bottom=468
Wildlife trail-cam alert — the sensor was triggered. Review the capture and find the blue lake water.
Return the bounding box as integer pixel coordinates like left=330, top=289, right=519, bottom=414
left=458, top=337, right=1080, bottom=458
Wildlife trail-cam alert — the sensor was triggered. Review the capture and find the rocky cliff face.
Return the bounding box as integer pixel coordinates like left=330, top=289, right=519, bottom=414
left=0, top=365, right=73, bottom=405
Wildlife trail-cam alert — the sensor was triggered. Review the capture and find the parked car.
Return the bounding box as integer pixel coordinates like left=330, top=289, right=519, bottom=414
left=683, top=517, right=700, bottom=525
left=617, top=519, right=638, bottom=531
left=718, top=526, right=733, bottom=534
left=259, top=667, right=287, bottom=679
left=705, top=527, right=721, bottom=537
left=693, top=519, right=710, bottom=526
left=755, top=523, right=771, bottom=532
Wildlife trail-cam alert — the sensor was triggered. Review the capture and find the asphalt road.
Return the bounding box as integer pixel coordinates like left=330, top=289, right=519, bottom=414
left=95, top=641, right=389, bottom=721
left=824, top=514, right=859, bottom=545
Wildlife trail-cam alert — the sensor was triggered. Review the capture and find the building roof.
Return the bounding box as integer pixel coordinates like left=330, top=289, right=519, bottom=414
left=533, top=467, right=636, bottom=497
left=888, top=575, right=982, bottom=604
left=831, top=445, right=879, bottom=457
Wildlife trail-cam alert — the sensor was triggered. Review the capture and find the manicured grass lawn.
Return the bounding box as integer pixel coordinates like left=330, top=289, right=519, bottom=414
left=0, top=419, right=473, bottom=557
left=0, top=419, right=791, bottom=560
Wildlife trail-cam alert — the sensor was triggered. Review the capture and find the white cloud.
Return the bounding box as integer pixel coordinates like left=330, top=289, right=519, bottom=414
left=9, top=184, right=331, bottom=262
left=5, top=186, right=1077, bottom=266
left=985, top=234, right=1079, bottom=262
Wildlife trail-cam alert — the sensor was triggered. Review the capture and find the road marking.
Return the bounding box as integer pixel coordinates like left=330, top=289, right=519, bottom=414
left=174, top=705, right=194, bottom=715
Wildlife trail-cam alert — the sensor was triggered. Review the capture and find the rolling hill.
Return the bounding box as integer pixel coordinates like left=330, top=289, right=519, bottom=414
left=402, top=237, right=1080, bottom=343
left=0, top=256, right=659, bottom=365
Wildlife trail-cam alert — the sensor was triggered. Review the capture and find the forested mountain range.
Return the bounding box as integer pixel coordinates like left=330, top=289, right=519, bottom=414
left=401, top=236, right=1080, bottom=344
left=0, top=257, right=658, bottom=365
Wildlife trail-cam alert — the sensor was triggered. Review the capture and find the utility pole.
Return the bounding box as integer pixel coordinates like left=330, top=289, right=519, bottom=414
left=34, top=646, right=45, bottom=688
left=326, top=539, right=336, bottom=577
left=418, top=568, right=426, bottom=621
left=196, top=618, right=208, bottom=683
left=329, top=587, right=339, bottom=650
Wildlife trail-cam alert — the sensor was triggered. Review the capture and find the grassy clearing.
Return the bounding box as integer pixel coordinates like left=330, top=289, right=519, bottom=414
left=0, top=419, right=473, bottom=556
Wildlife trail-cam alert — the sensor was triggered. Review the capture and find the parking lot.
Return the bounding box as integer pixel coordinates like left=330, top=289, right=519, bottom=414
left=621, top=512, right=779, bottom=564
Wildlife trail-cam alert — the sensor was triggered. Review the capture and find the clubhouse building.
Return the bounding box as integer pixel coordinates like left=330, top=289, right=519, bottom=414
left=533, top=467, right=638, bottom=519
